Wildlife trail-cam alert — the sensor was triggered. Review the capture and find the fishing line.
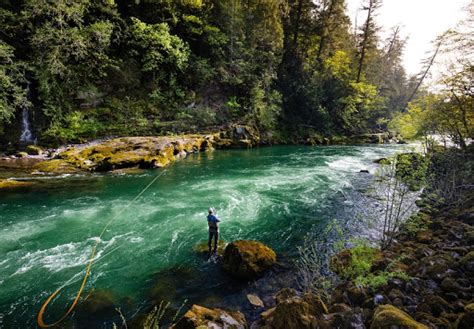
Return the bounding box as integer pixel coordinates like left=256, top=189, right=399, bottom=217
left=37, top=169, right=167, bottom=328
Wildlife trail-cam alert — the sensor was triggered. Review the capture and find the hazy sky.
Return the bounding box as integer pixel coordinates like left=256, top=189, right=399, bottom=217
left=346, top=0, right=470, bottom=75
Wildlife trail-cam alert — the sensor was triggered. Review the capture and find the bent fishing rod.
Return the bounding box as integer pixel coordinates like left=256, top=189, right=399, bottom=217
left=37, top=169, right=167, bottom=328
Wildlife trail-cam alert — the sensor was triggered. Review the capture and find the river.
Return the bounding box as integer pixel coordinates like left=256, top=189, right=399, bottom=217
left=0, top=144, right=413, bottom=328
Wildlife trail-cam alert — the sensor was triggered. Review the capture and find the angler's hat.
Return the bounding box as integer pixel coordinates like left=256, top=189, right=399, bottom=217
left=208, top=207, right=215, bottom=213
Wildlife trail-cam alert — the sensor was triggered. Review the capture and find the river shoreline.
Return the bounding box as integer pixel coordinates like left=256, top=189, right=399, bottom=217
left=0, top=127, right=401, bottom=181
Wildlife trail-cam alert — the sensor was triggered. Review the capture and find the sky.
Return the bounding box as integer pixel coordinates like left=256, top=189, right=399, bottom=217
left=346, top=0, right=470, bottom=75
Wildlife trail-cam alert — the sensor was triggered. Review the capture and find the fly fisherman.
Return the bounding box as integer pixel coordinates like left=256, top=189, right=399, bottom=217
left=207, top=207, right=220, bottom=257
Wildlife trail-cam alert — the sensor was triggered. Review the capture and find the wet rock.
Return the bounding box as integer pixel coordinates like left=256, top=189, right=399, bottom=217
left=373, top=294, right=385, bottom=305
left=222, top=240, right=276, bottom=280
left=26, top=145, right=43, bottom=155
left=247, top=294, right=264, bottom=308
left=370, top=304, right=428, bottom=329
left=415, top=312, right=451, bottom=328
left=373, top=157, right=390, bottom=164
left=77, top=290, right=117, bottom=319
left=359, top=169, right=370, bottom=173
left=329, top=303, right=352, bottom=314
left=303, top=293, right=329, bottom=315
left=274, top=288, right=298, bottom=304
left=0, top=179, right=33, bottom=189
left=415, top=230, right=432, bottom=244
left=259, top=295, right=324, bottom=329
left=460, top=251, right=474, bottom=272
left=454, top=303, right=474, bottom=329
left=440, top=277, right=462, bottom=292
left=0, top=155, right=45, bottom=169
left=344, top=284, right=369, bottom=306
left=331, top=307, right=366, bottom=329
left=16, top=151, right=28, bottom=158
left=420, top=294, right=453, bottom=316
left=193, top=239, right=226, bottom=257
left=171, top=304, right=246, bottom=329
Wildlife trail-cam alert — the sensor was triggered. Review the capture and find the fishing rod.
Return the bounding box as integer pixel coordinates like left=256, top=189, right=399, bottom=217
left=37, top=169, right=167, bottom=328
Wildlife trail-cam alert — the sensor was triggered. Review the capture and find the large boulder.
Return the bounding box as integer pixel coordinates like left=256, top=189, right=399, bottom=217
left=259, top=293, right=328, bottom=329
left=26, top=145, right=43, bottom=155
left=370, top=305, right=428, bottom=329
left=171, top=304, right=246, bottom=329
left=222, top=240, right=276, bottom=279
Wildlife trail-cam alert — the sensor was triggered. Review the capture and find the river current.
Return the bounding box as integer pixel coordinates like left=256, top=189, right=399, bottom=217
left=0, top=144, right=413, bottom=328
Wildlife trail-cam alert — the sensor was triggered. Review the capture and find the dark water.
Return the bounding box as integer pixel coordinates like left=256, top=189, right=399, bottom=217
left=0, top=145, right=411, bottom=328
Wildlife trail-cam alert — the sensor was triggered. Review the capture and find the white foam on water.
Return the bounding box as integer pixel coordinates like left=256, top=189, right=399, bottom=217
left=326, top=156, right=366, bottom=172
left=10, top=234, right=127, bottom=276
left=130, top=237, right=144, bottom=243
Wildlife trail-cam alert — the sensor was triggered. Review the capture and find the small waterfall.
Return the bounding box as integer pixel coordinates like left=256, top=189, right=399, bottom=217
left=19, top=83, right=34, bottom=143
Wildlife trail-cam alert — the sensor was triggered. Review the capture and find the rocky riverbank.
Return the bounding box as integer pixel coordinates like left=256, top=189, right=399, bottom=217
left=0, top=126, right=402, bottom=177
left=164, top=191, right=472, bottom=329
left=0, top=125, right=262, bottom=176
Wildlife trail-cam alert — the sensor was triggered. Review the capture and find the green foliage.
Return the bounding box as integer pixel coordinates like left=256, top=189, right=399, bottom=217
left=338, top=241, right=411, bottom=290
left=0, top=41, right=28, bottom=122
left=43, top=111, right=103, bottom=144
left=395, top=153, right=429, bottom=191
left=247, top=84, right=282, bottom=130
left=0, top=0, right=420, bottom=144
left=339, top=240, right=376, bottom=280
left=355, top=269, right=410, bottom=290
left=43, top=98, right=160, bottom=144
left=130, top=18, right=189, bottom=74
left=25, top=0, right=117, bottom=118
left=401, top=213, right=430, bottom=237
left=340, top=81, right=383, bottom=133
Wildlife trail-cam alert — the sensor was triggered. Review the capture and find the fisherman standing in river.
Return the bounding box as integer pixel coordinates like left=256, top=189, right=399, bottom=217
left=207, top=207, right=220, bottom=257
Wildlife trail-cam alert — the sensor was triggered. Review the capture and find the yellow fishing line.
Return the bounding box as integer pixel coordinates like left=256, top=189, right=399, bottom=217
left=37, top=169, right=167, bottom=328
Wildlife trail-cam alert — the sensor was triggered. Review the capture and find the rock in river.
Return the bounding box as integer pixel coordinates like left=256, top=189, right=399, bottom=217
left=171, top=304, right=246, bottom=329
left=222, top=240, right=276, bottom=280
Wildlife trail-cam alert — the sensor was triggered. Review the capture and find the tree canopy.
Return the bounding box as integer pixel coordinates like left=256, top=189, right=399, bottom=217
left=0, top=0, right=424, bottom=144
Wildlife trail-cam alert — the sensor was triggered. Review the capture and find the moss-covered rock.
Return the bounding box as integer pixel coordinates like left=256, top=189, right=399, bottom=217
left=0, top=179, right=33, bottom=189
left=259, top=293, right=327, bottom=329
left=26, top=145, right=43, bottom=155
left=370, top=305, right=428, bottom=329
left=460, top=251, right=474, bottom=272
left=171, top=304, right=246, bottom=329
left=35, top=136, right=211, bottom=173
left=222, top=240, right=276, bottom=280
left=33, top=159, right=80, bottom=174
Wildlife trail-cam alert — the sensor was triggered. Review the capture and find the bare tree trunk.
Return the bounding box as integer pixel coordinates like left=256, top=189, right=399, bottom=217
left=356, top=0, right=374, bottom=83
left=404, top=40, right=442, bottom=109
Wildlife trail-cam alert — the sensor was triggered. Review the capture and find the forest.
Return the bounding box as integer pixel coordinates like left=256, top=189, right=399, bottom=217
left=1, top=2, right=474, bottom=328
left=2, top=0, right=470, bottom=147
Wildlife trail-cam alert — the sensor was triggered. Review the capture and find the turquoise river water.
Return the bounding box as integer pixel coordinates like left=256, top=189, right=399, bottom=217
left=0, top=145, right=411, bottom=328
